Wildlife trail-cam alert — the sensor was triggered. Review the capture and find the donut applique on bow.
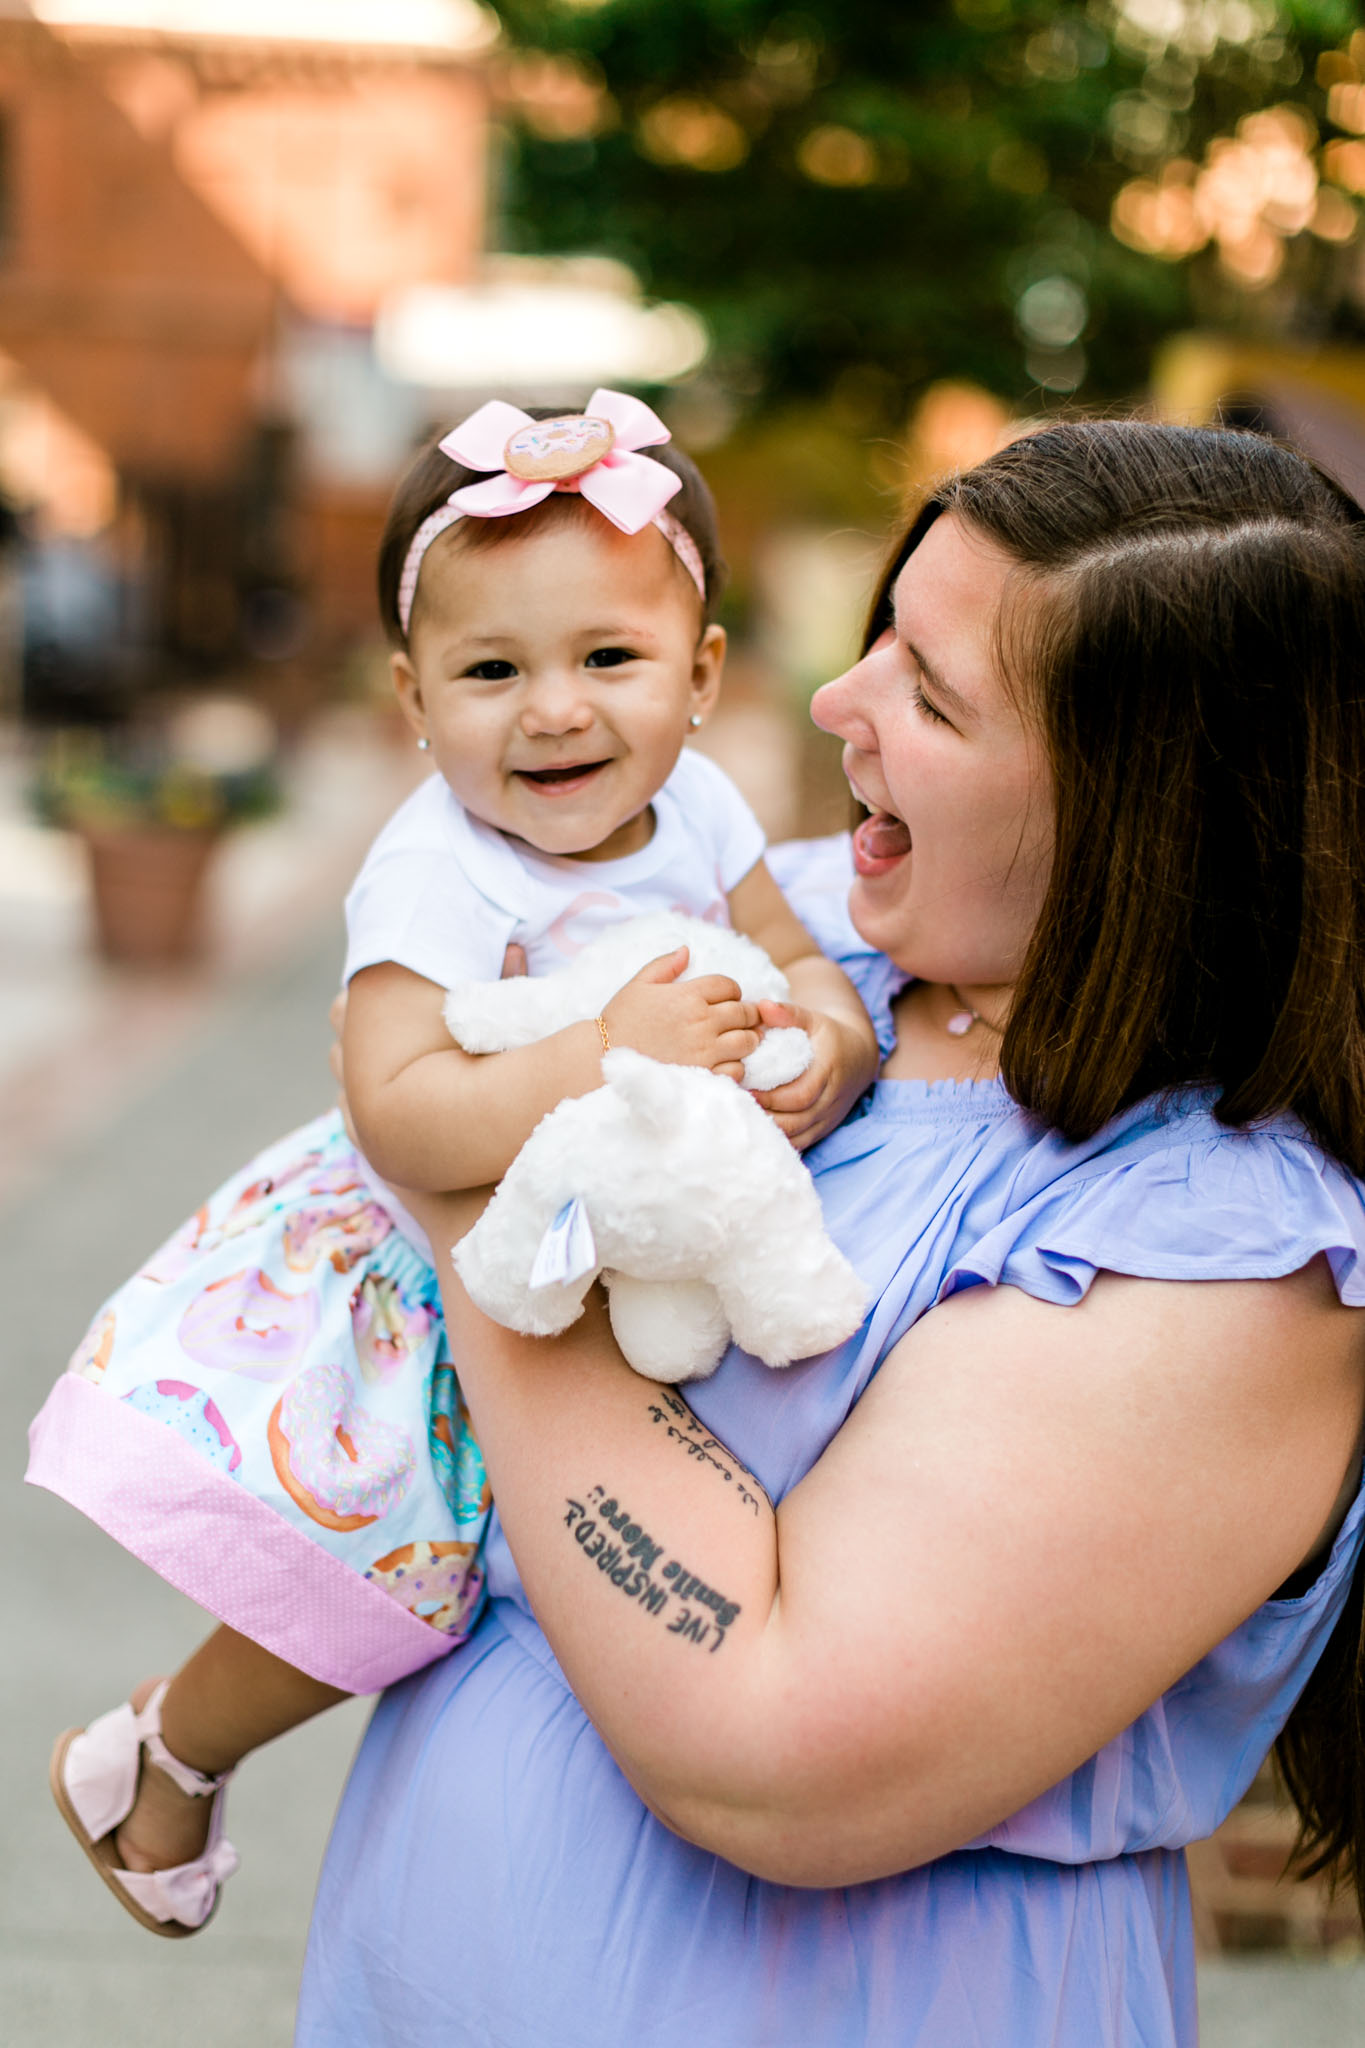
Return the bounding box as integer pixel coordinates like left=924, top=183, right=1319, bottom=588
left=444, top=390, right=680, bottom=526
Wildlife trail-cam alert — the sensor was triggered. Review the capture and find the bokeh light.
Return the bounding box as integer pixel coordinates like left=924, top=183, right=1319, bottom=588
left=1112, top=102, right=1337, bottom=286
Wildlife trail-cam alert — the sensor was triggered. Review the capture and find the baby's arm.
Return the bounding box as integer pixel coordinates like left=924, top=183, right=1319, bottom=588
left=726, top=858, right=881, bottom=1149
left=344, top=958, right=764, bottom=1193
left=345, top=962, right=601, bottom=1191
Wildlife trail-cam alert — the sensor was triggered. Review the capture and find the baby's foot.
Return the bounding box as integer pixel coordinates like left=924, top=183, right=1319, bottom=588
left=113, top=1678, right=213, bottom=1874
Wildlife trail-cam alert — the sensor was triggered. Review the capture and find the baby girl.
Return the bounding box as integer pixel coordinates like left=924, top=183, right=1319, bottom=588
left=30, top=390, right=878, bottom=1934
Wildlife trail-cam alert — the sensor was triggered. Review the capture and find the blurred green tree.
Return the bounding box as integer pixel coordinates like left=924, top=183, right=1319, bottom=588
left=487, top=0, right=1364, bottom=416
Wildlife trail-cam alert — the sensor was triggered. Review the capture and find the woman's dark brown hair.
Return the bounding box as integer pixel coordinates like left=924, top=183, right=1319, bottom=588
left=869, top=418, right=1365, bottom=1915
left=377, top=407, right=726, bottom=645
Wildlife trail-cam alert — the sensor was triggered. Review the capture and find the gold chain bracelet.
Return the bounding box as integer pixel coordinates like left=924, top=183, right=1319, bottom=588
left=596, top=1015, right=611, bottom=1056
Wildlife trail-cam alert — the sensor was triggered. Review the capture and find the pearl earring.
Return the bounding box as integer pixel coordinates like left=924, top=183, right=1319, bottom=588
left=417, top=736, right=431, bottom=751
left=689, top=714, right=703, bottom=730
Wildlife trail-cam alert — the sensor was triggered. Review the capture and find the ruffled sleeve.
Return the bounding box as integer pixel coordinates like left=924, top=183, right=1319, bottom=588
left=939, top=1118, right=1365, bottom=1314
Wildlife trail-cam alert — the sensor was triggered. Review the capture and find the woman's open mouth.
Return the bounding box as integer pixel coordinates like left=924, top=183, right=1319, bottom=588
left=515, top=761, right=610, bottom=797
left=851, top=804, right=911, bottom=878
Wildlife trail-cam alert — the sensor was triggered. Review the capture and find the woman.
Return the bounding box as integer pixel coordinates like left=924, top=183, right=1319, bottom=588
left=297, top=422, right=1365, bottom=2047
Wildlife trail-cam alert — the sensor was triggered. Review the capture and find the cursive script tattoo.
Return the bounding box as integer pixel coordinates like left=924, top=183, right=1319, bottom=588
left=644, top=1390, right=767, bottom=1516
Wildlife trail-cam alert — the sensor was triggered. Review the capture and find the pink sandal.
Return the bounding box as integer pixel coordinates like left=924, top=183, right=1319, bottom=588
left=49, top=1679, right=239, bottom=1937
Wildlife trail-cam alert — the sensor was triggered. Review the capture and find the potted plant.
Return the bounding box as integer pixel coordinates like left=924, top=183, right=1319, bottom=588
left=32, top=699, right=279, bottom=965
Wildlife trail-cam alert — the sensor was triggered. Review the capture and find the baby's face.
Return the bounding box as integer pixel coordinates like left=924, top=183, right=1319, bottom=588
left=397, top=515, right=721, bottom=861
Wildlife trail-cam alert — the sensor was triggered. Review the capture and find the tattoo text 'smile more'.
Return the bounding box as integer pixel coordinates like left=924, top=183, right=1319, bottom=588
left=563, top=1487, right=742, bottom=1652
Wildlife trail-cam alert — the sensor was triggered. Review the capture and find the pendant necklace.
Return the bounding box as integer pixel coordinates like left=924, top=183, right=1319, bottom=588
left=945, top=985, right=984, bottom=1037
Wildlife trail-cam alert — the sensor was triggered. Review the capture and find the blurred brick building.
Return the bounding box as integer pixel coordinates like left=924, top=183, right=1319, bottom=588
left=0, top=0, right=492, bottom=711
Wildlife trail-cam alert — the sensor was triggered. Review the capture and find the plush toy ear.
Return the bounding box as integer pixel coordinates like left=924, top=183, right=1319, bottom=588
left=600, top=1047, right=683, bottom=1138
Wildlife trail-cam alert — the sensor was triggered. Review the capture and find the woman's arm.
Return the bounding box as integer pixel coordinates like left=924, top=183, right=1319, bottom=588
left=422, top=1192, right=1364, bottom=1885
left=726, top=859, right=881, bottom=1147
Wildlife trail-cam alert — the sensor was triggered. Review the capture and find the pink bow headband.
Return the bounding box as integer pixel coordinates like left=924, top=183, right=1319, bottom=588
left=397, top=388, right=707, bottom=636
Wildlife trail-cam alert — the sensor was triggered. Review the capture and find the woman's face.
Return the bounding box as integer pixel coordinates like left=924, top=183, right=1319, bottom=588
left=810, top=512, right=1054, bottom=989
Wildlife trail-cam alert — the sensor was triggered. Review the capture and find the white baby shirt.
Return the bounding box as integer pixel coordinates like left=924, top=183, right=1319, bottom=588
left=343, top=746, right=767, bottom=990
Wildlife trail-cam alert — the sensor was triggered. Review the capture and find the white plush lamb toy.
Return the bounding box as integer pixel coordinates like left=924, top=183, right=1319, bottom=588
left=444, top=913, right=868, bottom=1383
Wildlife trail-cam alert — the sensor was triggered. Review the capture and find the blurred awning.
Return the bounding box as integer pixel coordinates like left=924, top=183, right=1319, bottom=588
left=375, top=259, right=709, bottom=396
left=1, top=0, right=497, bottom=57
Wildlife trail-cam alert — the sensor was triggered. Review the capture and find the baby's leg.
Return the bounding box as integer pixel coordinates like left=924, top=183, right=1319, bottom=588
left=117, top=1627, right=348, bottom=1874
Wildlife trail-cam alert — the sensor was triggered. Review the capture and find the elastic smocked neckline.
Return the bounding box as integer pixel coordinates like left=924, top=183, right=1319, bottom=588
left=865, top=1075, right=1236, bottom=1128
left=865, top=1074, right=1016, bottom=1121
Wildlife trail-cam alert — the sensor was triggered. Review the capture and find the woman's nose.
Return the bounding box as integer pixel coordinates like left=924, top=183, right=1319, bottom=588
left=811, top=654, right=878, bottom=751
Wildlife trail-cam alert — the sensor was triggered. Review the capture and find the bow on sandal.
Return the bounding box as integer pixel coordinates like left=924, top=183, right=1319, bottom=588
left=49, top=1680, right=239, bottom=1936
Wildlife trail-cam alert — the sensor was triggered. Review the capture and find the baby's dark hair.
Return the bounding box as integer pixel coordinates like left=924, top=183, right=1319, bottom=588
left=378, top=405, right=727, bottom=645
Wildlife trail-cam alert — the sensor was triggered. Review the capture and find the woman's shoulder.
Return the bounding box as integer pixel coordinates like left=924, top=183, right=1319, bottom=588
left=940, top=1091, right=1365, bottom=1311
left=806, top=1084, right=1365, bottom=1399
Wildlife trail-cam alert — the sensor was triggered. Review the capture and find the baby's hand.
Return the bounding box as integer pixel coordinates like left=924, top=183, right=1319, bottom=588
left=602, top=947, right=763, bottom=1079
left=748, top=1000, right=880, bottom=1149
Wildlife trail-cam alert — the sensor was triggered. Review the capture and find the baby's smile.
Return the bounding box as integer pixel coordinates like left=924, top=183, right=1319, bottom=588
left=513, top=759, right=612, bottom=793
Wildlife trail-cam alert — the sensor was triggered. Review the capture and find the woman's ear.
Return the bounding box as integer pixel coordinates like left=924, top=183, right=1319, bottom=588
left=689, top=623, right=726, bottom=727
left=390, top=650, right=429, bottom=746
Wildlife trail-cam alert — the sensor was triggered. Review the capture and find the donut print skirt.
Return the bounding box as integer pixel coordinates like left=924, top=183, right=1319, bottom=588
left=25, top=1109, right=490, bottom=1693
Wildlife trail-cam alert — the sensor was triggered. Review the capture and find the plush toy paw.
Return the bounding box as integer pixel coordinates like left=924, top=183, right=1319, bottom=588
left=602, top=1272, right=732, bottom=1384
left=739, top=1026, right=809, bottom=1092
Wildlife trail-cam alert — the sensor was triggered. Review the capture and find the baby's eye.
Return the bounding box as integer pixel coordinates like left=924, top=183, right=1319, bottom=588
left=584, top=646, right=637, bottom=669
left=462, top=659, right=518, bottom=681
left=912, top=686, right=950, bottom=725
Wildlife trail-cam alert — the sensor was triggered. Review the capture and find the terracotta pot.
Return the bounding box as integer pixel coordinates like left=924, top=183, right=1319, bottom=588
left=80, top=824, right=221, bottom=965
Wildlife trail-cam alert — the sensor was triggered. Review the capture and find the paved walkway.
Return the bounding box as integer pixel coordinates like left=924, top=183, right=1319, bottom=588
left=3, top=717, right=1364, bottom=2043
left=2, top=708, right=405, bottom=2043
left=1199, top=1956, right=1365, bottom=2043
left=3, top=926, right=371, bottom=2046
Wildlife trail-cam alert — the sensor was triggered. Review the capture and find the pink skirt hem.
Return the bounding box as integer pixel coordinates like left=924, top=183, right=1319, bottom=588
left=26, top=1373, right=456, bottom=1693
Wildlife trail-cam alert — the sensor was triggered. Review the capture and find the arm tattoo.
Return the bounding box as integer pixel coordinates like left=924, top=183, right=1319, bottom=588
left=563, top=1483, right=744, bottom=1652
left=644, top=1389, right=768, bottom=1516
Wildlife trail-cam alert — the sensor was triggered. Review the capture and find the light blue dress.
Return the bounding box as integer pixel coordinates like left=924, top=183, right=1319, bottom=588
left=295, top=839, right=1365, bottom=2048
